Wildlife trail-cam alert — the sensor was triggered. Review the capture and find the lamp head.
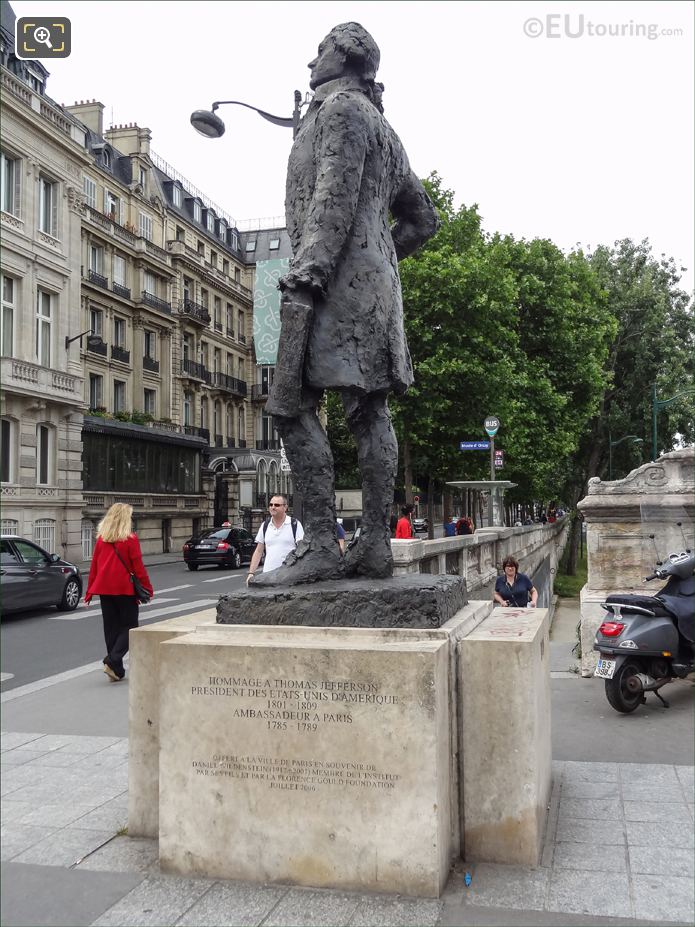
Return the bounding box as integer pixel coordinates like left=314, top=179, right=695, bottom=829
left=190, top=108, right=226, bottom=138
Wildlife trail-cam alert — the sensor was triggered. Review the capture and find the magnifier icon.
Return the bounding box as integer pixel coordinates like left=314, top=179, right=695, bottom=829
left=33, top=26, right=53, bottom=48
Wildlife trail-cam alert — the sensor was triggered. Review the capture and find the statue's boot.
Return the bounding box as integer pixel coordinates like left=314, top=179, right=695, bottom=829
left=251, top=536, right=344, bottom=587
left=343, top=525, right=393, bottom=578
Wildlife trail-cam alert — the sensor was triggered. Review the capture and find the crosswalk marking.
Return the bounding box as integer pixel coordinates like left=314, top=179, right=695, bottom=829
left=1, top=673, right=15, bottom=682
left=156, top=584, right=194, bottom=594
left=202, top=575, right=243, bottom=583
left=138, top=600, right=217, bottom=622
left=49, top=597, right=179, bottom=621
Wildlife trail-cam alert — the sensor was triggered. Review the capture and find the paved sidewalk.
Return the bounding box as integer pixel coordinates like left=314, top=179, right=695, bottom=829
left=1, top=598, right=693, bottom=927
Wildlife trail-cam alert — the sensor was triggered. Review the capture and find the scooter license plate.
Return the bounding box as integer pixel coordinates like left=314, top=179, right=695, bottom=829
left=595, top=658, right=616, bottom=679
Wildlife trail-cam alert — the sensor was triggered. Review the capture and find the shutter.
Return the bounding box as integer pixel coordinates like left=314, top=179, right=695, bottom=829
left=14, top=158, right=21, bottom=218
left=51, top=183, right=58, bottom=238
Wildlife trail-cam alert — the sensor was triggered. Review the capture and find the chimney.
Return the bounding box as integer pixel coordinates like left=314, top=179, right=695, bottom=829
left=65, top=99, right=104, bottom=136
left=104, top=124, right=152, bottom=157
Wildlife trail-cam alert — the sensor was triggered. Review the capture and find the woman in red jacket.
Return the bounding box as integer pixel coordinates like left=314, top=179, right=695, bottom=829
left=395, top=506, right=414, bottom=539
left=85, top=503, right=153, bottom=682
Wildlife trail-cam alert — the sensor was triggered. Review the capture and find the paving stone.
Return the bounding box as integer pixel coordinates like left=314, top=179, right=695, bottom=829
left=52, top=735, right=122, bottom=755
left=561, top=781, right=620, bottom=800
left=1, top=749, right=52, bottom=766
left=632, top=873, right=695, bottom=924
left=0, top=731, right=44, bottom=750
left=76, top=836, right=159, bottom=873
left=24, top=750, right=85, bottom=768
left=621, top=783, right=685, bottom=803
left=19, top=802, right=96, bottom=828
left=0, top=823, right=57, bottom=860
left=459, top=864, right=549, bottom=911
left=623, top=800, right=689, bottom=822
left=675, top=765, right=694, bottom=794
left=555, top=817, right=625, bottom=845
left=92, top=875, right=213, bottom=926
left=629, top=845, right=694, bottom=878
left=0, top=800, right=33, bottom=823
left=562, top=761, right=619, bottom=782
left=71, top=797, right=129, bottom=832
left=262, top=888, right=360, bottom=926
left=619, top=764, right=680, bottom=785
left=174, top=881, right=287, bottom=926
left=553, top=841, right=627, bottom=872
left=350, top=894, right=442, bottom=926
left=547, top=868, right=632, bottom=918
left=13, top=827, right=113, bottom=867
left=626, top=820, right=694, bottom=848
left=557, top=797, right=621, bottom=820
left=14, top=733, right=81, bottom=752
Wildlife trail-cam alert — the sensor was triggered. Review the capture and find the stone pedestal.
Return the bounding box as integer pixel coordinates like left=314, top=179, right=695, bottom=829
left=128, top=610, right=216, bottom=838
left=458, top=606, right=551, bottom=866
left=577, top=449, right=694, bottom=676
left=158, top=624, right=453, bottom=897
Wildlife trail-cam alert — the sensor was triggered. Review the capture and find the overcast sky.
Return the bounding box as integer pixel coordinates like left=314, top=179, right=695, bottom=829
left=13, top=0, right=694, bottom=292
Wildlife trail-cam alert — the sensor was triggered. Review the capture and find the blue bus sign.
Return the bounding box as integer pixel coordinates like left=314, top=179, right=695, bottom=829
left=459, top=441, right=491, bottom=450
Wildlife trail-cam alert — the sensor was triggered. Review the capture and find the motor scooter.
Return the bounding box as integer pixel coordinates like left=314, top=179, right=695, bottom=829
left=593, top=521, right=695, bottom=714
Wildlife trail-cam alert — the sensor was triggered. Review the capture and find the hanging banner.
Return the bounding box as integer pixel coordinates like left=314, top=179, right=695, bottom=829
left=253, top=258, right=289, bottom=365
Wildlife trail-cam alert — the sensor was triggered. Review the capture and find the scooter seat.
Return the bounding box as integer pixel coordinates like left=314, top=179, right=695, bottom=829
left=604, top=593, right=666, bottom=614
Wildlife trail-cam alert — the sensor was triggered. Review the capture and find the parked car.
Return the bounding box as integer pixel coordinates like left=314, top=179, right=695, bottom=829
left=183, top=526, right=256, bottom=571
left=0, top=536, right=82, bottom=614
left=412, top=517, right=429, bottom=533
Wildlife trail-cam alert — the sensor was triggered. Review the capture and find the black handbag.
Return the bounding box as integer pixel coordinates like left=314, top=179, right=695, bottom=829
left=111, top=543, right=152, bottom=603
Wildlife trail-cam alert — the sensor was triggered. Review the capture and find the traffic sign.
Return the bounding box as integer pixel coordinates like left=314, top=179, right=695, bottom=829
left=484, top=416, right=500, bottom=437
left=414, top=495, right=420, bottom=504
left=459, top=441, right=491, bottom=450
left=494, top=450, right=504, bottom=469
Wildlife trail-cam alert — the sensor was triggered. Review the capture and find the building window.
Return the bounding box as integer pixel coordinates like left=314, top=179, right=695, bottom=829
left=230, top=229, right=239, bottom=251
left=193, top=201, right=202, bottom=222
left=89, top=307, right=103, bottom=337
left=144, top=388, right=156, bottom=416
left=102, top=148, right=111, bottom=169
left=219, top=220, right=226, bottom=240
left=113, top=254, right=126, bottom=286
left=1, top=417, right=15, bottom=483
left=139, top=166, right=147, bottom=189
left=226, top=404, right=234, bottom=440
left=36, top=290, right=52, bottom=367
left=213, top=296, right=221, bottom=327
left=2, top=275, right=15, bottom=355
left=36, top=424, right=52, bottom=485
left=235, top=267, right=241, bottom=283
left=139, top=212, right=153, bottom=241
left=197, top=240, right=204, bottom=256
left=206, top=212, right=215, bottom=232
left=222, top=259, right=229, bottom=276
left=182, top=333, right=193, bottom=361
left=245, top=240, right=256, bottom=253
left=113, top=317, right=126, bottom=348
left=89, top=373, right=103, bottom=409
left=176, top=225, right=185, bottom=241
left=210, top=250, right=217, bottom=268
left=81, top=520, right=95, bottom=559
left=183, top=390, right=193, bottom=426
left=238, top=405, right=245, bottom=443
left=200, top=397, right=208, bottom=429
left=144, top=330, right=156, bottom=359
left=89, top=244, right=104, bottom=274
left=183, top=276, right=193, bottom=301
left=105, top=190, right=121, bottom=223
left=237, top=310, right=244, bottom=340
left=83, top=175, right=97, bottom=209
left=1, top=152, right=20, bottom=216
left=33, top=519, right=55, bottom=552
left=213, top=347, right=221, bottom=373
left=269, top=237, right=280, bottom=251
left=113, top=380, right=126, bottom=413
left=144, top=271, right=157, bottom=295
left=39, top=176, right=58, bottom=237
left=1, top=518, right=19, bottom=536
left=200, top=288, right=208, bottom=310
left=173, top=186, right=182, bottom=207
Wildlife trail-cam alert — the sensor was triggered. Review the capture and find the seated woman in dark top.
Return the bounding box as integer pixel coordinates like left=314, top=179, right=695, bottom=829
left=494, top=556, right=538, bottom=608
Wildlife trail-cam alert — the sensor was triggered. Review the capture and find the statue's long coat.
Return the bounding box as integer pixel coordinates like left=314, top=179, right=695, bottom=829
left=285, top=79, right=439, bottom=395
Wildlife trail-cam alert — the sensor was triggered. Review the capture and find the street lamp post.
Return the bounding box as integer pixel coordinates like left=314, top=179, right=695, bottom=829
left=651, top=384, right=695, bottom=461
left=608, top=432, right=644, bottom=481
left=190, top=91, right=310, bottom=140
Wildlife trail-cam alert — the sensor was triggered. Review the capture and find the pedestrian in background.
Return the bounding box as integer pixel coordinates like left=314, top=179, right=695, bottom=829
left=395, top=505, right=414, bottom=539
left=85, top=503, right=153, bottom=682
left=444, top=516, right=457, bottom=537
left=493, top=556, right=538, bottom=608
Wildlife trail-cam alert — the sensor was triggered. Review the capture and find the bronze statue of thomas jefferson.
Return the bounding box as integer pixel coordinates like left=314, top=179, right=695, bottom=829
left=255, top=22, right=439, bottom=587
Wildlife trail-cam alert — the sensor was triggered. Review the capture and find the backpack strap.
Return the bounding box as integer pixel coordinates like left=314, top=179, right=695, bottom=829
left=262, top=516, right=297, bottom=542
left=262, top=516, right=271, bottom=539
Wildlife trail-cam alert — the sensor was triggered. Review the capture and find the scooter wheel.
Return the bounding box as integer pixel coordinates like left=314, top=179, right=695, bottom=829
left=605, top=661, right=644, bottom=714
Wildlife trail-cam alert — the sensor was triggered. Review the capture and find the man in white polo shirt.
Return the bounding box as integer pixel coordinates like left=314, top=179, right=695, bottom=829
left=246, top=494, right=304, bottom=584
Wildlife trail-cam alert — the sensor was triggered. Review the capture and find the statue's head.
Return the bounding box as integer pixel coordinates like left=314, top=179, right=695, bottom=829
left=308, top=22, right=380, bottom=90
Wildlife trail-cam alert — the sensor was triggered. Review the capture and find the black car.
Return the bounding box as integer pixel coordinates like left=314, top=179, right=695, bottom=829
left=0, top=536, right=82, bottom=614
left=183, top=526, right=256, bottom=571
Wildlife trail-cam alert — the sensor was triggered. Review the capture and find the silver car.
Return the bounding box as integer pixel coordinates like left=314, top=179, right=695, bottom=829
left=0, top=536, right=82, bottom=614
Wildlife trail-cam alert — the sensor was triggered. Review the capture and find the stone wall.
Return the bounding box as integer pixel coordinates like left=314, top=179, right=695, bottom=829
left=576, top=448, right=695, bottom=676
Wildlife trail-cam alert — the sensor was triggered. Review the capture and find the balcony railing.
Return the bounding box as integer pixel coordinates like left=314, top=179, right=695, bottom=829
left=181, top=359, right=211, bottom=383
left=226, top=327, right=235, bottom=338
left=184, top=425, right=210, bottom=442
left=88, top=337, right=108, bottom=356
left=226, top=437, right=235, bottom=448
left=180, top=299, right=211, bottom=325
left=215, top=434, right=223, bottom=447
left=211, top=372, right=247, bottom=396
left=214, top=322, right=223, bottom=332
left=238, top=439, right=247, bottom=449
left=251, top=383, right=270, bottom=401
left=140, top=291, right=172, bottom=313
left=111, top=345, right=130, bottom=364
left=238, top=334, right=247, bottom=345
left=88, top=269, right=109, bottom=289
left=143, top=355, right=160, bottom=373
left=256, top=440, right=281, bottom=450
left=112, top=281, right=131, bottom=299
